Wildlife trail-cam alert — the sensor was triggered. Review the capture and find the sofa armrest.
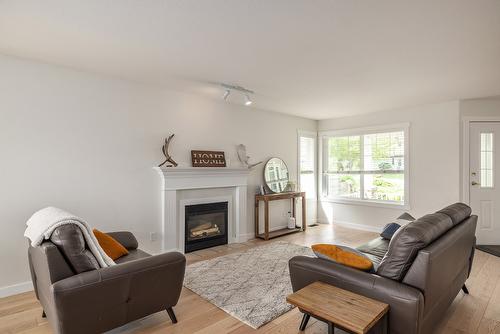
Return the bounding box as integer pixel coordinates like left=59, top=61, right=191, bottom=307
left=49, top=252, right=185, bottom=334
left=289, top=256, right=424, bottom=334
left=106, top=231, right=139, bottom=250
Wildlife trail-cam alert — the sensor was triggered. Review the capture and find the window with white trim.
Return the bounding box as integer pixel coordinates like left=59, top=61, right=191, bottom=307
left=320, top=125, right=408, bottom=206
left=298, top=131, right=317, bottom=199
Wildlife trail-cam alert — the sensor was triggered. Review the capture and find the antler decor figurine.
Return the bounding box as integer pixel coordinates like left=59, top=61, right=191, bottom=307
left=236, top=144, right=262, bottom=169
left=158, top=134, right=178, bottom=167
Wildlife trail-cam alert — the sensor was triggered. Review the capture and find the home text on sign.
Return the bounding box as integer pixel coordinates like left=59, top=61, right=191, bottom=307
left=191, top=150, right=226, bottom=167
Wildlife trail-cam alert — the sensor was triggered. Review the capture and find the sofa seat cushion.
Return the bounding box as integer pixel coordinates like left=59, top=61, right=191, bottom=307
left=356, top=237, right=390, bottom=259
left=377, top=213, right=453, bottom=280
left=356, top=237, right=390, bottom=270
left=437, top=202, right=472, bottom=225
left=115, top=249, right=151, bottom=264
left=50, top=224, right=99, bottom=274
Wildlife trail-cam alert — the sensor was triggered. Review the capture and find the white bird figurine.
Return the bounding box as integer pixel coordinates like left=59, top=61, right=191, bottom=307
left=236, top=144, right=262, bottom=169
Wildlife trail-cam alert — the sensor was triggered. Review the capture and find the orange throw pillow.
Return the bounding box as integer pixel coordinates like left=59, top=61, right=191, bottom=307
left=93, top=229, right=129, bottom=260
left=311, top=244, right=373, bottom=271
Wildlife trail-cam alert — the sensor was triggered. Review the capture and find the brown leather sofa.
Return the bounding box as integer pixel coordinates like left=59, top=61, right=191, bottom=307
left=289, top=203, right=477, bottom=334
left=28, top=226, right=186, bottom=334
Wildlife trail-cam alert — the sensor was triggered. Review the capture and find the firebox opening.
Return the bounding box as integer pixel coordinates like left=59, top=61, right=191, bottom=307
left=185, top=201, right=228, bottom=253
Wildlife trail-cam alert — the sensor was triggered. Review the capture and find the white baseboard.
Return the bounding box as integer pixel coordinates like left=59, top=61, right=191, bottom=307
left=0, top=281, right=33, bottom=298
left=330, top=220, right=382, bottom=233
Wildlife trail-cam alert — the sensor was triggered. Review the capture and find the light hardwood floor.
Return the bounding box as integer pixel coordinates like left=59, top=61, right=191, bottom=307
left=1, top=224, right=499, bottom=334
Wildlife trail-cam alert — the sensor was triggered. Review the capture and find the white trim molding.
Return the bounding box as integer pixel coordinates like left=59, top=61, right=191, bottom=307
left=461, top=116, right=500, bottom=204
left=0, top=281, right=33, bottom=298
left=154, top=167, right=249, bottom=253
left=331, top=220, right=382, bottom=233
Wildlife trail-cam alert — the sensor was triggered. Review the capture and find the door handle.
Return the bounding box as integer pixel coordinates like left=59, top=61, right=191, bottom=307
left=471, top=181, right=480, bottom=186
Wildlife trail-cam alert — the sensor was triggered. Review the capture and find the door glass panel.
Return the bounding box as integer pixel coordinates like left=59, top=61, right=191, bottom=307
left=481, top=133, right=494, bottom=188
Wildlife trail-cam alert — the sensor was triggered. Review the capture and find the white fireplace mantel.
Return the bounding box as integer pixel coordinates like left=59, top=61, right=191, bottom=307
left=154, top=167, right=250, bottom=252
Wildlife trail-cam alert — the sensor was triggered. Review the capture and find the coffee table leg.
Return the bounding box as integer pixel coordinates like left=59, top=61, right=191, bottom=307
left=328, top=322, right=335, bottom=334
left=383, top=313, right=389, bottom=334
left=299, top=313, right=310, bottom=331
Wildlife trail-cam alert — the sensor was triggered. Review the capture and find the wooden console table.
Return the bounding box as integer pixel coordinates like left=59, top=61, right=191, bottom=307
left=287, top=281, right=389, bottom=334
left=254, top=191, right=306, bottom=240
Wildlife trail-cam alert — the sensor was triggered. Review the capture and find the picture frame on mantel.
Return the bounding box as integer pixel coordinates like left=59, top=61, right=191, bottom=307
left=191, top=150, right=227, bottom=167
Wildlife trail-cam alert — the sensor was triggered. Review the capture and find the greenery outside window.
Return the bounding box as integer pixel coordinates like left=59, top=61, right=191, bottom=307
left=320, top=124, right=409, bottom=207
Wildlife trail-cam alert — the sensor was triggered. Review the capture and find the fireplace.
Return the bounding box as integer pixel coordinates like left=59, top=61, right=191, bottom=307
left=185, top=201, right=228, bottom=253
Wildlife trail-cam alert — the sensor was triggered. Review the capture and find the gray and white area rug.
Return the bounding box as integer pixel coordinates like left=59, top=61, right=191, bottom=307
left=184, top=241, right=314, bottom=329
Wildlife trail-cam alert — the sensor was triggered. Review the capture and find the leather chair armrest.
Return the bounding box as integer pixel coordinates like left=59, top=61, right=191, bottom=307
left=289, top=256, right=424, bottom=334
left=52, top=252, right=185, bottom=291
left=49, top=252, right=186, bottom=333
left=106, top=231, right=139, bottom=250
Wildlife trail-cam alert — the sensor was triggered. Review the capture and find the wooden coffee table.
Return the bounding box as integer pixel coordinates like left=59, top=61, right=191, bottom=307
left=286, top=281, right=389, bottom=334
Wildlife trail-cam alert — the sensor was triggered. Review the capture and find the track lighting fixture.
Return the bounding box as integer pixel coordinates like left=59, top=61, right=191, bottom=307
left=220, top=83, right=254, bottom=106
left=244, top=94, right=252, bottom=106
left=223, top=89, right=230, bottom=101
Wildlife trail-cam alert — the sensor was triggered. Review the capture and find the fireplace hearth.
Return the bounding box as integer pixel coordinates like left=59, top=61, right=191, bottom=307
left=185, top=201, right=228, bottom=253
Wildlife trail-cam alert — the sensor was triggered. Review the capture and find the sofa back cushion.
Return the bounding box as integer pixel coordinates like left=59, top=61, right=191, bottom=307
left=376, top=213, right=453, bottom=280
left=437, top=202, right=472, bottom=225
left=50, top=224, right=99, bottom=274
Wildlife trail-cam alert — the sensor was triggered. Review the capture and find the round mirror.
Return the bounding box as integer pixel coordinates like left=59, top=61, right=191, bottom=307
left=264, top=158, right=290, bottom=193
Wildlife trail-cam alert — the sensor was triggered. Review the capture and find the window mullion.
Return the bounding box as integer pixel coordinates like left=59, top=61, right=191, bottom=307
left=360, top=135, right=365, bottom=200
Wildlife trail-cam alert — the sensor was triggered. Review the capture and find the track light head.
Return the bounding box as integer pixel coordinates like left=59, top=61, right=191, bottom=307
left=244, top=94, right=253, bottom=106
left=223, top=89, right=230, bottom=101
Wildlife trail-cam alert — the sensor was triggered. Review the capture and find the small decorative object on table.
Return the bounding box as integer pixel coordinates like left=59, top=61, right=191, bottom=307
left=287, top=211, right=296, bottom=229
left=260, top=185, right=266, bottom=195
left=287, top=181, right=297, bottom=192
left=191, top=150, right=226, bottom=167
left=236, top=144, right=262, bottom=169
left=158, top=134, right=178, bottom=167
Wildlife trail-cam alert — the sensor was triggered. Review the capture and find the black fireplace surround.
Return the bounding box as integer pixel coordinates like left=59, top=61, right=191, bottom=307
left=185, top=201, right=228, bottom=253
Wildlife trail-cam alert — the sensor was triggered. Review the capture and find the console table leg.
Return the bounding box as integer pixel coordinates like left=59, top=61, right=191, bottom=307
left=264, top=200, right=269, bottom=240
left=254, top=199, right=259, bottom=238
left=301, top=194, right=306, bottom=231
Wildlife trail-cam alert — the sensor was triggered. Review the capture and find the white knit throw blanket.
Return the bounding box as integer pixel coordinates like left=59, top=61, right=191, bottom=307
left=24, top=207, right=115, bottom=267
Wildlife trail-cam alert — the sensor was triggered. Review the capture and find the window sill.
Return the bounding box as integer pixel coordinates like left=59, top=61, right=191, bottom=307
left=320, top=197, right=410, bottom=210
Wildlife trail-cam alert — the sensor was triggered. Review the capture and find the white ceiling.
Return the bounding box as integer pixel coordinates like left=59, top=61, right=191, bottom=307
left=1, top=0, right=500, bottom=120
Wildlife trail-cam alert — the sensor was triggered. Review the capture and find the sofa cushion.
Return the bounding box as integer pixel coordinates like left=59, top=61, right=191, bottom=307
left=356, top=237, right=390, bottom=270
left=376, top=213, right=453, bottom=280
left=380, top=212, right=415, bottom=240
left=437, top=202, right=472, bottom=225
left=380, top=223, right=402, bottom=240
left=50, top=224, right=99, bottom=274
left=312, top=244, right=374, bottom=271
left=93, top=229, right=129, bottom=260
left=114, top=249, right=151, bottom=264
left=357, top=237, right=390, bottom=260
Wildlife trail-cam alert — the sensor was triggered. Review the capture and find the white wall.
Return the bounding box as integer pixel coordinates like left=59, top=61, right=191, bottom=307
left=317, top=101, right=461, bottom=230
left=460, top=96, right=500, bottom=117
left=0, top=55, right=316, bottom=294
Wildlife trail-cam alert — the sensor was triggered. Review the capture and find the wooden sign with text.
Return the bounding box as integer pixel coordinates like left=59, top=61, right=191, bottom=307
left=191, top=150, right=226, bottom=167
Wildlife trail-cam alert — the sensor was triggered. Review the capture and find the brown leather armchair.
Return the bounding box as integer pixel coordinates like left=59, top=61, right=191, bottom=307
left=28, top=227, right=186, bottom=334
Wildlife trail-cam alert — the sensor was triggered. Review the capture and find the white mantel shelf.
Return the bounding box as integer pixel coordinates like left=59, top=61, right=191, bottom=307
left=154, top=166, right=250, bottom=252
left=154, top=166, right=250, bottom=191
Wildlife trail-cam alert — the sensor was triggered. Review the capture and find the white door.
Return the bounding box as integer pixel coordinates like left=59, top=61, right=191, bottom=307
left=470, top=122, right=500, bottom=245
